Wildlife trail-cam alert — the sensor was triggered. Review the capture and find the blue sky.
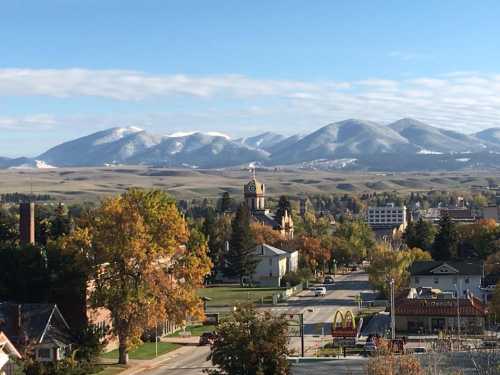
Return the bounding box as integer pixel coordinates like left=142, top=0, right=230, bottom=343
left=2, top=1, right=500, bottom=156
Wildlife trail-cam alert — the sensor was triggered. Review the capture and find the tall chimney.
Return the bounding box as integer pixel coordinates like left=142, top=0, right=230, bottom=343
left=19, top=202, right=35, bottom=245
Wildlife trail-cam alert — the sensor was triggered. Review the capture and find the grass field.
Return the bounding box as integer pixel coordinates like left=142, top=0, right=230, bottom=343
left=0, top=166, right=497, bottom=202
left=170, top=324, right=216, bottom=337
left=93, top=364, right=128, bottom=375
left=198, top=286, right=284, bottom=307
left=101, top=342, right=179, bottom=361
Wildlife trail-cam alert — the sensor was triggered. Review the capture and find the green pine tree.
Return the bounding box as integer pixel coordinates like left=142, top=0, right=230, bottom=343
left=224, top=204, right=257, bottom=286
left=432, top=214, right=458, bottom=260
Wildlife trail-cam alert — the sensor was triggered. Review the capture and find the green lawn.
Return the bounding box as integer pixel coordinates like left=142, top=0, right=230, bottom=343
left=198, top=286, right=284, bottom=307
left=170, top=324, right=216, bottom=337
left=101, top=342, right=179, bottom=360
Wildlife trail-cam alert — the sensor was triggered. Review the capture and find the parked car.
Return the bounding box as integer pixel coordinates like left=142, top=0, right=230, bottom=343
left=199, top=332, right=215, bottom=346
left=324, top=275, right=334, bottom=284
left=313, top=287, right=326, bottom=297
left=409, top=346, right=427, bottom=354
left=364, top=341, right=377, bottom=355
left=481, top=340, right=497, bottom=349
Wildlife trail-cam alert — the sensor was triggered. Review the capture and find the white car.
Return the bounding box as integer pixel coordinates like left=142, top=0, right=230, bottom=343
left=313, top=287, right=326, bottom=297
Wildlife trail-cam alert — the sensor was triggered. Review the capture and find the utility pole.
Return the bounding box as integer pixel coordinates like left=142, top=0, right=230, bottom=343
left=455, top=282, right=461, bottom=350
left=390, top=278, right=395, bottom=340
left=300, top=313, right=305, bottom=357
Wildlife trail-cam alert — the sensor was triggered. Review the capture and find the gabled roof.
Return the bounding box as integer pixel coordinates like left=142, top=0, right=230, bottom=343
left=0, top=303, right=72, bottom=347
left=0, top=331, right=21, bottom=359
left=410, top=261, right=483, bottom=276
left=253, top=244, right=288, bottom=257
left=251, top=211, right=280, bottom=229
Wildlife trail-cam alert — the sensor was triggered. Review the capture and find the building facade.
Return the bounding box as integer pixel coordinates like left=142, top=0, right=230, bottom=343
left=366, top=203, right=407, bottom=230
left=243, top=176, right=294, bottom=240
left=409, top=261, right=484, bottom=299
left=249, top=244, right=298, bottom=287
left=395, top=289, right=487, bottom=334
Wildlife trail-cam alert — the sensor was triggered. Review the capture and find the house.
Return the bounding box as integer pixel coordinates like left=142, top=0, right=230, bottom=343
left=395, top=288, right=487, bottom=334
left=244, top=175, right=294, bottom=240
left=249, top=244, right=298, bottom=287
left=409, top=261, right=484, bottom=299
left=0, top=303, right=73, bottom=362
left=0, top=332, right=21, bottom=375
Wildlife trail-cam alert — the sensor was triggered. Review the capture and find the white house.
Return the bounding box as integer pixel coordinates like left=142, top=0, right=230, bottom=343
left=250, top=244, right=298, bottom=287
left=409, top=261, right=484, bottom=299
left=0, top=332, right=21, bottom=375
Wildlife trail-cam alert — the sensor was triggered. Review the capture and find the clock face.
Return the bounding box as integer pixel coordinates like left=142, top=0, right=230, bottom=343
left=247, top=183, right=256, bottom=193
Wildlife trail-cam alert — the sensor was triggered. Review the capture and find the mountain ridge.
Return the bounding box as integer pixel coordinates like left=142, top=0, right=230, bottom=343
left=4, top=118, right=500, bottom=171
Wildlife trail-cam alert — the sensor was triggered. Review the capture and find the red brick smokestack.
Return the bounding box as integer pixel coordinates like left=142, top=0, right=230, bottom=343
left=19, top=202, right=35, bottom=245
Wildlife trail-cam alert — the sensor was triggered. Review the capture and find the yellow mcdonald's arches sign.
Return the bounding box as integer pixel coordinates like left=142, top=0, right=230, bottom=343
left=332, top=309, right=356, bottom=329
left=331, top=309, right=357, bottom=338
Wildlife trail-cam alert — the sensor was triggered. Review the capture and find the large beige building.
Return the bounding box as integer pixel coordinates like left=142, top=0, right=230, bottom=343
left=243, top=176, right=294, bottom=240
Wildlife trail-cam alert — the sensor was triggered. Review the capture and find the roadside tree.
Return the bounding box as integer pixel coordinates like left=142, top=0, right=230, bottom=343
left=206, top=304, right=291, bottom=375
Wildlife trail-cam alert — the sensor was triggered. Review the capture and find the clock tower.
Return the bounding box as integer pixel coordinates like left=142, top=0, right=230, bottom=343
left=244, top=177, right=265, bottom=212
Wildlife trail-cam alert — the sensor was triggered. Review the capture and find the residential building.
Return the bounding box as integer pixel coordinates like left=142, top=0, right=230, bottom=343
left=366, top=203, right=407, bottom=230
left=409, top=261, right=484, bottom=299
left=0, top=332, right=21, bottom=375
left=244, top=175, right=294, bottom=239
left=0, top=303, right=73, bottom=362
left=395, top=288, right=487, bottom=334
left=441, top=207, right=477, bottom=223
left=249, top=244, right=298, bottom=287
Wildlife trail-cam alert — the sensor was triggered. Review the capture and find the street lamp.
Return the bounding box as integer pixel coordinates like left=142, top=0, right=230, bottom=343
left=332, top=259, right=337, bottom=276
left=390, top=278, right=395, bottom=340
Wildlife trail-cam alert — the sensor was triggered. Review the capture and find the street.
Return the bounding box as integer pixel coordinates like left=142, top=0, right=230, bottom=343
left=140, top=270, right=372, bottom=374
left=138, top=346, right=212, bottom=375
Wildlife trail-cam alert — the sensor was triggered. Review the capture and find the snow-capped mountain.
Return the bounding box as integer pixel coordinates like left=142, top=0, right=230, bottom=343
left=235, top=132, right=286, bottom=152
left=388, top=118, right=491, bottom=153
left=474, top=127, right=500, bottom=145
left=270, top=119, right=414, bottom=164
left=4, top=118, right=500, bottom=171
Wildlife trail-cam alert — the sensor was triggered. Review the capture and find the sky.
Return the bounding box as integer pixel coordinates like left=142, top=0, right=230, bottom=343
left=2, top=0, right=500, bottom=157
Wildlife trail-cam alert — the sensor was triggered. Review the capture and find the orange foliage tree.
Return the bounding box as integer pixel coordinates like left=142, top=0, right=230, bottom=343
left=63, top=189, right=211, bottom=364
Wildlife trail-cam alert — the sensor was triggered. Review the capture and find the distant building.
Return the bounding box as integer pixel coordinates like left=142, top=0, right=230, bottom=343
left=440, top=207, right=476, bottom=223
left=248, top=244, right=298, bottom=287
left=395, top=288, right=487, bottom=334
left=243, top=175, right=294, bottom=240
left=19, top=202, right=35, bottom=246
left=0, top=332, right=21, bottom=375
left=409, top=261, right=484, bottom=299
left=0, top=303, right=73, bottom=362
left=366, top=203, right=407, bottom=230
left=482, top=205, right=499, bottom=223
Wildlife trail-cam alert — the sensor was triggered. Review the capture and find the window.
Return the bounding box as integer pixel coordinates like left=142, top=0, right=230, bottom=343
left=37, top=348, right=51, bottom=360
left=465, top=277, right=470, bottom=284
left=269, top=272, right=273, bottom=277
left=433, top=277, right=439, bottom=284
left=269, top=258, right=272, bottom=266
left=415, top=277, right=420, bottom=284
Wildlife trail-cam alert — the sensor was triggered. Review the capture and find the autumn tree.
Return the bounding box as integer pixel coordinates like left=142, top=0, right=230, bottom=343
left=206, top=304, right=291, bottom=375
left=63, top=189, right=211, bottom=364
left=368, top=244, right=431, bottom=296
left=224, top=204, right=257, bottom=285
left=250, top=223, right=285, bottom=248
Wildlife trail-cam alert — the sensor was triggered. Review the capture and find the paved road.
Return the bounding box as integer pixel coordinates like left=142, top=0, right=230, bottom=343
left=140, top=270, right=372, bottom=374
left=139, top=346, right=212, bottom=375
left=274, top=270, right=373, bottom=355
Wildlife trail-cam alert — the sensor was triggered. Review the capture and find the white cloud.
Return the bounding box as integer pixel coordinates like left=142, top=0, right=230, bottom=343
left=1, top=68, right=500, bottom=134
